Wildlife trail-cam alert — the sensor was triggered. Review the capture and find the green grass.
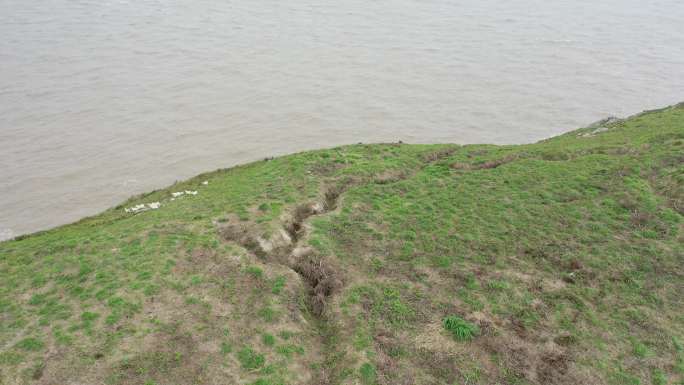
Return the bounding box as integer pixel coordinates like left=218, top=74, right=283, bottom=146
left=271, top=276, right=287, bottom=295
left=275, top=344, right=304, bottom=359
left=245, top=266, right=264, bottom=279
left=262, top=333, right=276, bottom=347
left=220, top=341, right=232, bottom=355
left=0, top=103, right=682, bottom=384
left=236, top=346, right=266, bottom=370
left=15, top=338, right=44, bottom=352
left=443, top=316, right=480, bottom=341
left=359, top=362, right=377, bottom=384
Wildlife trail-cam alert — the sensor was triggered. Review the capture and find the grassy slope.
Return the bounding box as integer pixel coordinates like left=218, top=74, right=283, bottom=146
left=0, top=104, right=682, bottom=385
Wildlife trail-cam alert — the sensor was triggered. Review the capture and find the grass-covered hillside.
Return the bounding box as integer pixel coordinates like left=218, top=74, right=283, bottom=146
left=1, top=104, right=683, bottom=385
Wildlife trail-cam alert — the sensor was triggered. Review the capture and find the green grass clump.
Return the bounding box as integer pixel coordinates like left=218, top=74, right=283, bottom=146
left=15, top=338, right=44, bottom=351
left=236, top=347, right=265, bottom=370
left=278, top=331, right=294, bottom=340
left=81, top=311, right=99, bottom=322
left=486, top=279, right=509, bottom=291
left=220, top=342, right=232, bottom=355
left=359, top=362, right=377, bottom=384
left=0, top=352, right=24, bottom=365
left=651, top=369, right=667, bottom=385
left=443, top=315, right=479, bottom=341
left=262, top=333, right=276, bottom=346
left=673, top=337, right=684, bottom=374
left=632, top=340, right=652, bottom=358
left=245, top=266, right=264, bottom=279
left=275, top=344, right=304, bottom=359
left=271, top=276, right=286, bottom=294
left=258, top=306, right=278, bottom=322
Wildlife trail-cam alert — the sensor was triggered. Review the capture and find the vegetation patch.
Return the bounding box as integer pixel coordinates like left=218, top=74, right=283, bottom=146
left=237, top=347, right=266, bottom=370
left=15, top=337, right=44, bottom=351
left=442, top=315, right=479, bottom=341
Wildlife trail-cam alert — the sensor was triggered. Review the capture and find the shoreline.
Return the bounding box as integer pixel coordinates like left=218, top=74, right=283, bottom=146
left=0, top=103, right=682, bottom=384
left=3, top=103, right=682, bottom=244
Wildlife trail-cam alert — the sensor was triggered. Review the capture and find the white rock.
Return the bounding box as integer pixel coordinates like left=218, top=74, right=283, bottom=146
left=185, top=190, right=198, bottom=195
left=202, top=181, right=209, bottom=185
left=172, top=191, right=185, bottom=197
left=125, top=202, right=160, bottom=213
left=129, top=204, right=146, bottom=212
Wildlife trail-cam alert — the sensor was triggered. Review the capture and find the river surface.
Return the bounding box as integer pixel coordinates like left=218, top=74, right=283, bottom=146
left=1, top=0, right=683, bottom=240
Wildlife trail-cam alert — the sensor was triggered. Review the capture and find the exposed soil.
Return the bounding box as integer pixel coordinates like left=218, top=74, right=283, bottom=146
left=215, top=147, right=482, bottom=383
left=219, top=148, right=459, bottom=320
left=292, top=254, right=343, bottom=317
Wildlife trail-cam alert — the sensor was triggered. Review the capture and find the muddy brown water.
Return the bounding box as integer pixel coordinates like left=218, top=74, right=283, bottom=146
left=1, top=0, right=683, bottom=239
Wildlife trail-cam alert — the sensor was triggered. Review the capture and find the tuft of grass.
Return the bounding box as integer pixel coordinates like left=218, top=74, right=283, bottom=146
left=236, top=347, right=265, bottom=370
left=81, top=311, right=100, bottom=322
left=673, top=337, right=684, bottom=374
left=271, top=276, right=286, bottom=295
left=258, top=306, right=278, bottom=322
left=359, top=362, right=377, bottom=385
left=220, top=342, right=232, bottom=355
left=275, top=344, right=304, bottom=359
left=486, top=279, right=509, bottom=291
left=278, top=330, right=293, bottom=340
left=245, top=266, right=263, bottom=279
left=651, top=368, right=666, bottom=385
left=632, top=340, right=651, bottom=358
left=15, top=338, right=44, bottom=351
left=609, top=367, right=641, bottom=385
left=443, top=315, right=479, bottom=341
left=0, top=352, right=24, bottom=365
left=262, top=333, right=276, bottom=347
